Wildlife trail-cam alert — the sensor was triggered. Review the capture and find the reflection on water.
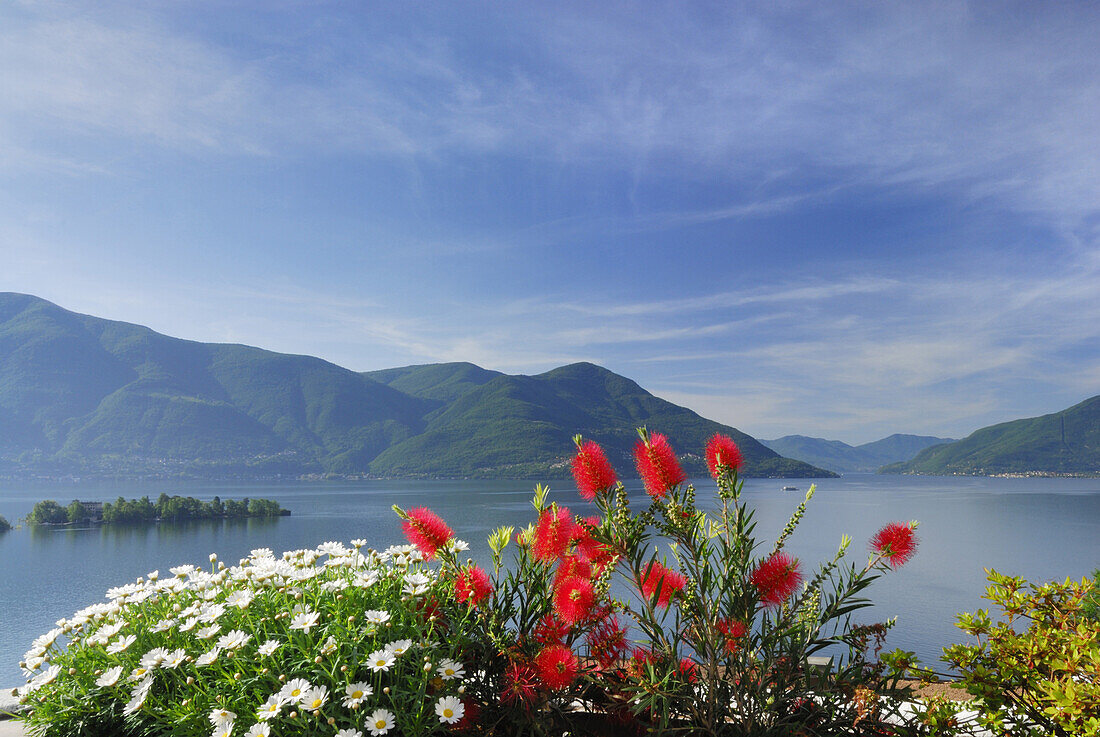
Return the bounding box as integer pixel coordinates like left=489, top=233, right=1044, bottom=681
left=1, top=474, right=1098, bottom=685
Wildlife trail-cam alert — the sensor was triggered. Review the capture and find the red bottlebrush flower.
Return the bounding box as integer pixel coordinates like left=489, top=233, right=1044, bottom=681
left=639, top=561, right=687, bottom=608
left=501, top=660, right=540, bottom=708
left=534, top=644, right=579, bottom=690
left=533, top=614, right=571, bottom=646
left=626, top=647, right=660, bottom=680
left=705, top=434, right=743, bottom=479
left=717, top=618, right=748, bottom=653
left=870, top=522, right=919, bottom=568
left=677, top=657, right=699, bottom=683
left=532, top=506, right=578, bottom=562
left=571, top=440, right=618, bottom=500
left=553, top=555, right=593, bottom=589
left=401, top=507, right=453, bottom=560
left=454, top=565, right=492, bottom=608
left=586, top=613, right=629, bottom=670
left=751, top=552, right=803, bottom=607
left=634, top=432, right=686, bottom=499
left=553, top=575, right=596, bottom=625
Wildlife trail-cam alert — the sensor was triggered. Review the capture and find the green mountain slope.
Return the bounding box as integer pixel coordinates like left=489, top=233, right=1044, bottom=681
left=761, top=433, right=953, bottom=473
left=370, top=362, right=830, bottom=478
left=0, top=293, right=831, bottom=480
left=883, top=397, right=1100, bottom=475
left=0, top=293, right=433, bottom=476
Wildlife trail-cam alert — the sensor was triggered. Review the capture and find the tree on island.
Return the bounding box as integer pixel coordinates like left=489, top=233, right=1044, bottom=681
left=29, top=500, right=68, bottom=525
left=0, top=515, right=10, bottom=533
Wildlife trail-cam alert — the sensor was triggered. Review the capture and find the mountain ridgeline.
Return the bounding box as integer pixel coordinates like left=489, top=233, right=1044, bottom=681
left=882, top=395, right=1100, bottom=476
left=0, top=293, right=829, bottom=480
left=760, top=434, right=955, bottom=473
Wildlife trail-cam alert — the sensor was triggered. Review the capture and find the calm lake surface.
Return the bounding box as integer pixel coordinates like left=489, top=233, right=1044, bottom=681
left=1, top=474, right=1098, bottom=685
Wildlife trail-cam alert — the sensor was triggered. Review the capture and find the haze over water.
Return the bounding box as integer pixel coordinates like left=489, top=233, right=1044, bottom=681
left=2, top=474, right=1098, bottom=685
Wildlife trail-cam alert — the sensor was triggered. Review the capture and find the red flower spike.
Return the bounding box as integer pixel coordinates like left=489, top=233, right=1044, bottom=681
left=717, top=618, right=748, bottom=653
left=401, top=507, right=453, bottom=560
left=533, top=614, right=571, bottom=646
left=535, top=644, right=579, bottom=690
left=634, top=432, right=686, bottom=499
left=454, top=565, right=492, bottom=608
left=501, top=660, right=540, bottom=708
left=532, top=506, right=578, bottom=562
left=586, top=613, right=629, bottom=670
left=870, top=522, right=918, bottom=568
left=639, top=561, right=687, bottom=608
left=451, top=698, right=481, bottom=732
left=678, top=657, right=699, bottom=683
left=553, top=575, right=596, bottom=625
left=751, top=552, right=803, bottom=607
left=626, top=647, right=659, bottom=680
left=572, top=440, right=618, bottom=500
left=706, top=434, right=744, bottom=479
left=553, top=555, right=593, bottom=589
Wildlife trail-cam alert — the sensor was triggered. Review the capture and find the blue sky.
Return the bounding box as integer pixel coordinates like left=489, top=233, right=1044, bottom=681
left=2, top=1, right=1099, bottom=444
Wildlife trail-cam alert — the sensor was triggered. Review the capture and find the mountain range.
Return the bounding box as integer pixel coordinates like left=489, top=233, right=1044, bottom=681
left=760, top=434, right=955, bottom=473
left=0, top=293, right=829, bottom=480
left=882, top=395, right=1100, bottom=475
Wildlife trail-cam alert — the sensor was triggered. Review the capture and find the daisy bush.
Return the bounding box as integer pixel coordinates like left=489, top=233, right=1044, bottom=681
left=17, top=538, right=481, bottom=737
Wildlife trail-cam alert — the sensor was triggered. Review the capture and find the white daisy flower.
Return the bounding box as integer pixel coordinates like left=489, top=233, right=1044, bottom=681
left=121, top=675, right=153, bottom=715
left=387, top=639, right=412, bottom=656
left=226, top=590, right=253, bottom=609
left=96, top=666, right=123, bottom=687
left=245, top=724, right=270, bottom=737
left=179, top=616, right=201, bottom=632
left=342, top=681, right=373, bottom=708
left=250, top=547, right=274, bottom=560
left=279, top=677, right=311, bottom=703
left=300, top=685, right=329, bottom=711
left=336, top=730, right=363, bottom=737
left=435, top=695, right=465, bottom=724
left=140, top=647, right=170, bottom=670
left=209, top=723, right=234, bottom=737
left=367, top=709, right=395, bottom=736
left=128, top=666, right=151, bottom=682
left=256, top=694, right=287, bottom=720
left=164, top=649, right=188, bottom=669
left=198, top=604, right=226, bottom=623
left=257, top=639, right=280, bottom=656
left=317, top=541, right=350, bottom=557
left=446, top=539, right=470, bottom=553
left=402, top=572, right=432, bottom=596
left=367, top=649, right=395, bottom=672
left=106, top=634, right=136, bottom=654
left=150, top=618, right=176, bottom=633
left=350, top=538, right=367, bottom=549
left=28, top=665, right=60, bottom=690
left=437, top=659, right=465, bottom=680
left=353, top=571, right=379, bottom=588
left=290, top=611, right=320, bottom=632
left=196, top=624, right=222, bottom=640
left=216, top=630, right=250, bottom=650
left=196, top=648, right=221, bottom=667
left=170, top=564, right=198, bottom=578
left=320, top=636, right=338, bottom=655
left=364, top=610, right=390, bottom=624
left=209, top=707, right=237, bottom=727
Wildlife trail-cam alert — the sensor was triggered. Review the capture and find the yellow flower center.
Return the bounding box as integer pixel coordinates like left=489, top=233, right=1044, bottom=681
left=352, top=690, right=363, bottom=699
left=443, top=708, right=453, bottom=718
left=375, top=719, right=386, bottom=728
left=311, top=698, right=322, bottom=708
left=291, top=689, right=301, bottom=697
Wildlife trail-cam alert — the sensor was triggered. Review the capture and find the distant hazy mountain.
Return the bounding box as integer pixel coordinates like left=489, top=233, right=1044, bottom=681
left=882, top=396, right=1100, bottom=475
left=761, top=434, right=954, bottom=473
left=0, top=293, right=831, bottom=480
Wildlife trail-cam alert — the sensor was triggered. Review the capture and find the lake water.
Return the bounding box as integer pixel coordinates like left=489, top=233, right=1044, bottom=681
left=1, top=474, right=1098, bottom=686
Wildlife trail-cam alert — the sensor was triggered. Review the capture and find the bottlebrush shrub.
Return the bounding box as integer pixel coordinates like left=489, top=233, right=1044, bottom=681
left=16, top=539, right=482, bottom=737
left=943, top=570, right=1100, bottom=736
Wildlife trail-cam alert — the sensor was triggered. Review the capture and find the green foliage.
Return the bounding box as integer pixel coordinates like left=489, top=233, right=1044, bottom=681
left=28, top=499, right=68, bottom=525
left=943, top=570, right=1100, bottom=736
left=0, top=514, right=10, bottom=532
left=1084, top=569, right=1100, bottom=622
left=886, top=396, right=1100, bottom=475
left=66, top=500, right=87, bottom=524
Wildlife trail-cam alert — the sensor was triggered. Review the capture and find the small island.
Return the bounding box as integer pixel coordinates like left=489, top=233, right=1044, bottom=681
left=27, top=494, right=289, bottom=526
